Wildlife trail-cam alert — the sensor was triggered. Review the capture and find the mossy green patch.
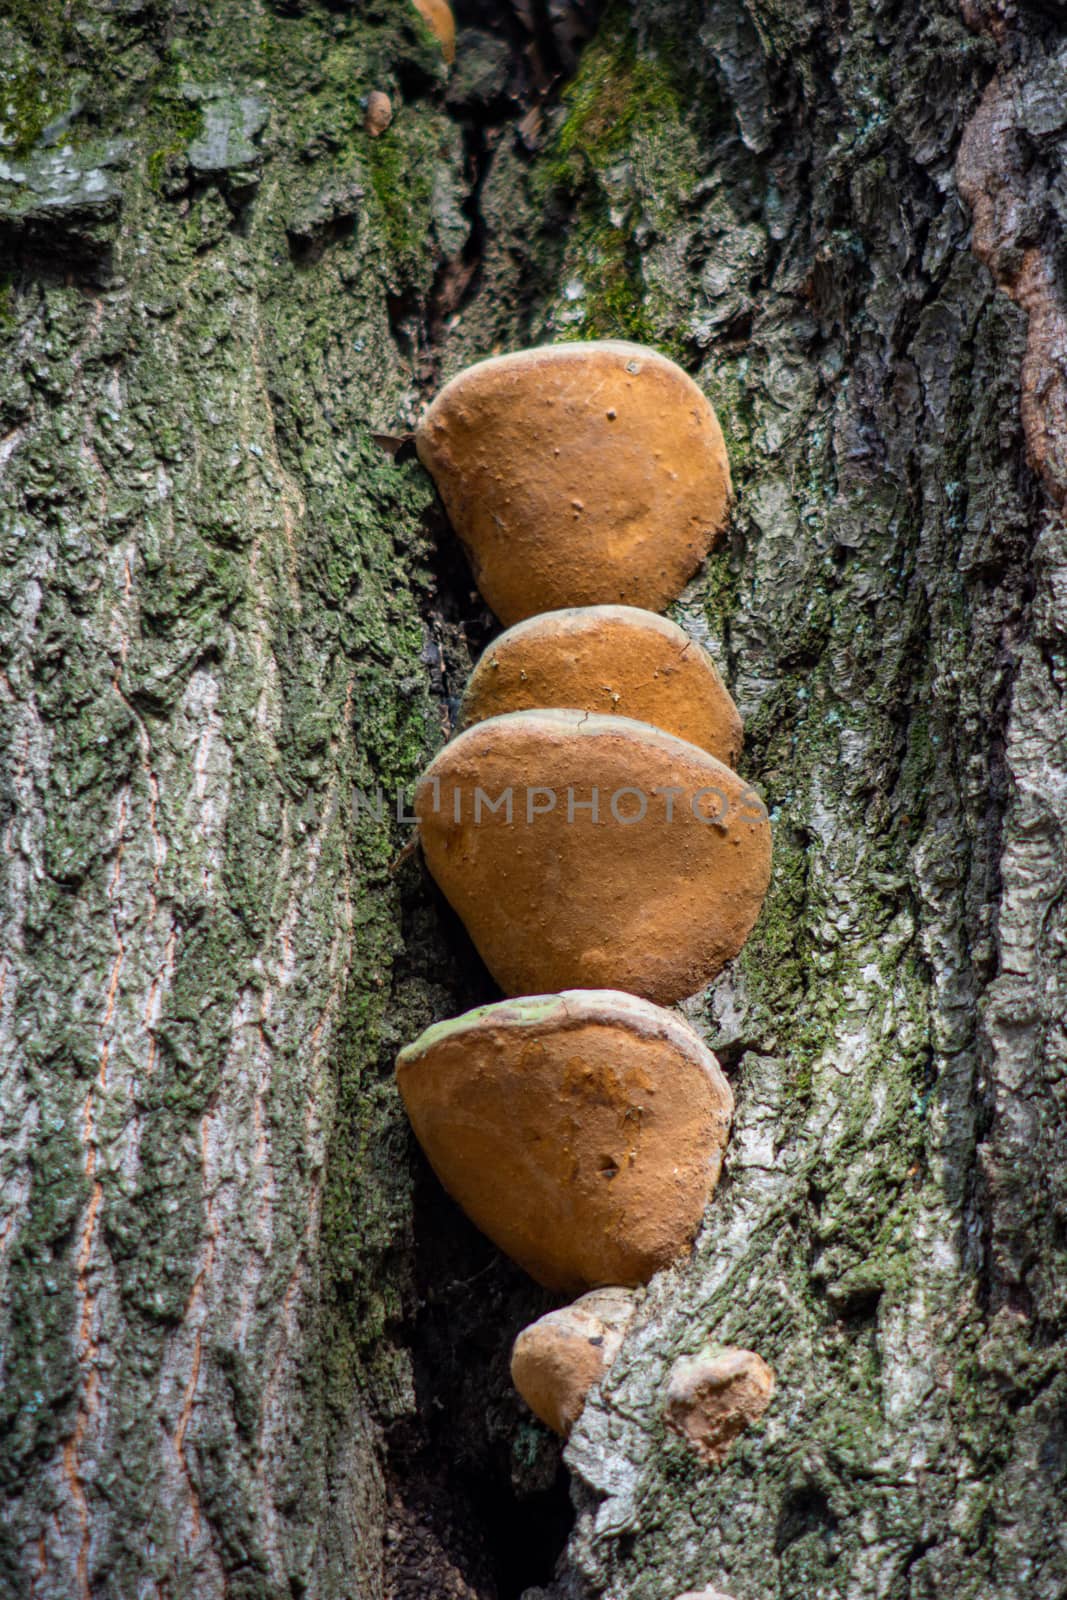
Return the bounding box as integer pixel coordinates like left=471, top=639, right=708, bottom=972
left=0, top=18, right=68, bottom=157
left=364, top=119, right=439, bottom=288
left=144, top=57, right=205, bottom=192
left=0, top=0, right=101, bottom=158
left=540, top=2, right=693, bottom=194
left=399, top=994, right=568, bottom=1059
left=531, top=3, right=712, bottom=358
left=700, top=551, right=741, bottom=631
left=0, top=63, right=58, bottom=158
left=702, top=362, right=759, bottom=473
left=556, top=223, right=662, bottom=349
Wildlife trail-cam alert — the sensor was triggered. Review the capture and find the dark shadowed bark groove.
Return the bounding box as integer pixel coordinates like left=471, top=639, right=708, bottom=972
left=1, top=2, right=1066, bottom=1599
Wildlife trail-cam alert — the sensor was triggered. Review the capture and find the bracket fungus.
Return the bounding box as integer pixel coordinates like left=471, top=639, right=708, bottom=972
left=399, top=334, right=778, bottom=1491
left=412, top=0, right=456, bottom=62
left=394, top=991, right=734, bottom=1291
left=664, top=1345, right=775, bottom=1467
left=416, top=709, right=771, bottom=1005
left=459, top=605, right=743, bottom=766
left=675, top=1590, right=737, bottom=1600
left=510, top=1287, right=638, bottom=1437
left=415, top=341, right=731, bottom=624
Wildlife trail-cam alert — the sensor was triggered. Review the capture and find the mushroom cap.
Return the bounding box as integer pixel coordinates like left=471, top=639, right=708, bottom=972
left=459, top=606, right=743, bottom=766
left=415, top=341, right=731, bottom=624
left=510, top=1287, right=638, bottom=1436
left=395, top=990, right=734, bottom=1291
left=675, top=1590, right=737, bottom=1599
left=416, top=709, right=771, bottom=1006
left=412, top=0, right=455, bottom=61
left=664, top=1345, right=775, bottom=1467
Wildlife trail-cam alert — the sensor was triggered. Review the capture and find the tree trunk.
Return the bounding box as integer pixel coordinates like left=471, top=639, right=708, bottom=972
left=1, top=1, right=1065, bottom=1597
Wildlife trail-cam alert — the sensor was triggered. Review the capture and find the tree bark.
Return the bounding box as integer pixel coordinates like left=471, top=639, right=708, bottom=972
left=1, top=2, right=1066, bottom=1599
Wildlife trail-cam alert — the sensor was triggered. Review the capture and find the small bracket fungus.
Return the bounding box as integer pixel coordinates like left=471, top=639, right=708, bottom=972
left=510, top=1287, right=638, bottom=1437
left=664, top=1346, right=775, bottom=1467
left=459, top=605, right=743, bottom=766
left=364, top=91, right=393, bottom=138
left=395, top=991, right=734, bottom=1291
left=412, top=0, right=456, bottom=62
left=415, top=341, right=731, bottom=624
left=416, top=709, right=771, bottom=1005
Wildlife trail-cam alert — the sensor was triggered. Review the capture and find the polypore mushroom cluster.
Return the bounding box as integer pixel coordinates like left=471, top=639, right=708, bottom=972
left=397, top=340, right=774, bottom=1454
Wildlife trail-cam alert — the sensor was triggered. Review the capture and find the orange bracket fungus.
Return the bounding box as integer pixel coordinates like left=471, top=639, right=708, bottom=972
left=664, top=1345, right=775, bottom=1467
left=459, top=605, right=743, bottom=767
left=394, top=991, right=734, bottom=1292
left=398, top=336, right=777, bottom=1486
left=415, top=341, right=731, bottom=624
left=415, top=709, right=771, bottom=1006
left=510, top=1287, right=638, bottom=1437
left=411, top=0, right=455, bottom=62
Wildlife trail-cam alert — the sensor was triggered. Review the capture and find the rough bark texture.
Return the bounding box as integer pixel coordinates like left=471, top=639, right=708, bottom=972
left=1, top=1, right=1066, bottom=1599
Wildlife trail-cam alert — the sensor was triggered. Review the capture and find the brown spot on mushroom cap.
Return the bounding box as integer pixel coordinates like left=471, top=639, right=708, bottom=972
left=395, top=991, right=734, bottom=1291
left=510, top=1287, right=638, bottom=1436
left=412, top=0, right=455, bottom=62
left=415, top=342, right=731, bottom=624
left=416, top=709, right=771, bottom=1006
left=459, top=605, right=743, bottom=765
left=364, top=90, right=393, bottom=137
left=664, top=1346, right=775, bottom=1467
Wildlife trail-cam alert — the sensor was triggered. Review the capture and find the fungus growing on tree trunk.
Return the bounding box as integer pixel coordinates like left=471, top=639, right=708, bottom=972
left=363, top=91, right=393, bottom=137
left=401, top=335, right=773, bottom=1511
left=394, top=991, right=734, bottom=1291
left=458, top=605, right=743, bottom=766
left=415, top=708, right=771, bottom=1005
left=510, top=1287, right=638, bottom=1436
left=664, top=1346, right=775, bottom=1467
left=411, top=0, right=455, bottom=62
left=415, top=341, right=731, bottom=623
